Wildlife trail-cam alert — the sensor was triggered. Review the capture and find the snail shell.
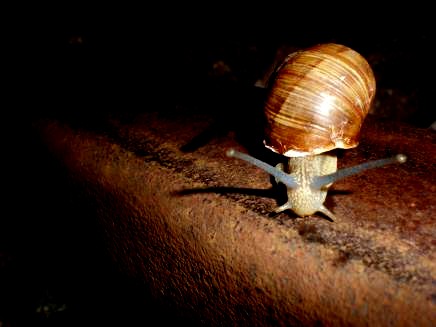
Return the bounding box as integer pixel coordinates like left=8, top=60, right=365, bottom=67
left=263, top=43, right=376, bottom=157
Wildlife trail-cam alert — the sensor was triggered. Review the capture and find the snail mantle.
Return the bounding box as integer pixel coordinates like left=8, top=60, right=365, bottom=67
left=34, top=111, right=436, bottom=327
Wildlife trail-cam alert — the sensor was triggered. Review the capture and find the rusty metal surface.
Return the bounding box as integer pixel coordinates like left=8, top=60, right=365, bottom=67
left=35, top=111, right=436, bottom=326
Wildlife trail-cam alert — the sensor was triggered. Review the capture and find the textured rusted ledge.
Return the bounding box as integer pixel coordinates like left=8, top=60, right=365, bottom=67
left=35, top=111, right=435, bottom=326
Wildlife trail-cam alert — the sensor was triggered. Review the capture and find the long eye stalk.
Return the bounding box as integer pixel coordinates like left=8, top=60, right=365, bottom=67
left=312, top=154, right=407, bottom=189
left=226, top=149, right=299, bottom=189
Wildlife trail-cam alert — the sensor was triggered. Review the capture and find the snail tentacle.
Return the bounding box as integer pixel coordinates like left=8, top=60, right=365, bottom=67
left=312, top=154, right=407, bottom=189
left=226, top=149, right=299, bottom=189
left=273, top=202, right=293, bottom=214
left=318, top=205, right=336, bottom=221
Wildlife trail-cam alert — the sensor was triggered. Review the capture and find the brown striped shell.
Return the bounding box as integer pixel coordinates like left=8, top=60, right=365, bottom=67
left=263, top=43, right=376, bottom=157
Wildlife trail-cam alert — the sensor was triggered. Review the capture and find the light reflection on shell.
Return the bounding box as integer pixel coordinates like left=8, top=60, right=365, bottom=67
left=263, top=43, right=376, bottom=157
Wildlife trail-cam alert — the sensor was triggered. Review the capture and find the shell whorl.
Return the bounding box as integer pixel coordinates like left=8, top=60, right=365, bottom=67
left=263, top=43, right=376, bottom=157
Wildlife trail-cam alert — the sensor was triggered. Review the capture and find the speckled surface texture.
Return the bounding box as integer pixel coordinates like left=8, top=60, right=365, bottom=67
left=34, top=110, right=436, bottom=326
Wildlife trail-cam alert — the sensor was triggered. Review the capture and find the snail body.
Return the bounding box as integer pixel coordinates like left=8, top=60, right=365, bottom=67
left=227, top=43, right=406, bottom=221
left=275, top=153, right=337, bottom=218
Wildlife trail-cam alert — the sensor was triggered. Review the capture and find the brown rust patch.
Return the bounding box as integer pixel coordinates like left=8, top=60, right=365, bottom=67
left=297, top=222, right=326, bottom=244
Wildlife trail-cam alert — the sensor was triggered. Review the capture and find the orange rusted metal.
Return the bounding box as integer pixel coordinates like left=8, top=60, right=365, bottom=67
left=35, top=111, right=436, bottom=326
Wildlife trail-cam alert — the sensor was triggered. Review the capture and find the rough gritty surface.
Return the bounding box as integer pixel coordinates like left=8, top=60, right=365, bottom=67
left=35, top=110, right=436, bottom=326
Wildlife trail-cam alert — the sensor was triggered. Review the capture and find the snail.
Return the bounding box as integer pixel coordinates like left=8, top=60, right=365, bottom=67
left=226, top=43, right=407, bottom=221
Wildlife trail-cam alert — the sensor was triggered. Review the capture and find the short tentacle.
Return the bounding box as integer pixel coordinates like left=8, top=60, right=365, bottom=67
left=318, top=205, right=336, bottom=221
left=273, top=202, right=293, bottom=214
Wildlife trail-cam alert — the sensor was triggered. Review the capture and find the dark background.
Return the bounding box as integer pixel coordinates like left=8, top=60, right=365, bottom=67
left=2, top=5, right=434, bottom=326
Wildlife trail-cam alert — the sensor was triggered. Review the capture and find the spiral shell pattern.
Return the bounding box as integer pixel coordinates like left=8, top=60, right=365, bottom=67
left=263, top=43, right=376, bottom=157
